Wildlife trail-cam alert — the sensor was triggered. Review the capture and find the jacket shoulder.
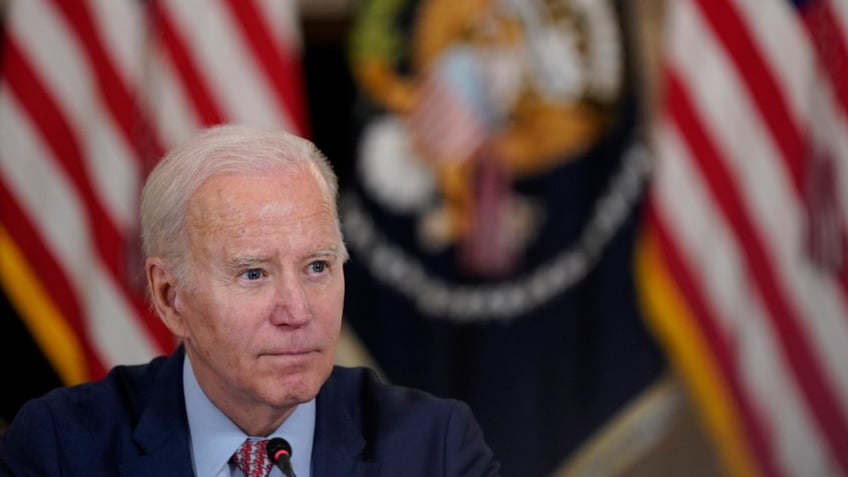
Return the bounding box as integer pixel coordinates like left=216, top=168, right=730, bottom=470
left=37, top=353, right=171, bottom=422
left=318, top=366, right=501, bottom=475
left=0, top=353, right=179, bottom=474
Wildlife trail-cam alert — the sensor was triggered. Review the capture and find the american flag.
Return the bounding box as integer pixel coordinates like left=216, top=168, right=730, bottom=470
left=0, top=0, right=308, bottom=385
left=638, top=0, right=848, bottom=475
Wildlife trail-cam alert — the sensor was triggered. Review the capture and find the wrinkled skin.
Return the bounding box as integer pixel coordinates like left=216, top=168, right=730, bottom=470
left=146, top=166, right=345, bottom=436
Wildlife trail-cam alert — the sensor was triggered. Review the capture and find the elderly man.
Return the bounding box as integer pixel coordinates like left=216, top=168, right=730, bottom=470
left=0, top=124, right=500, bottom=477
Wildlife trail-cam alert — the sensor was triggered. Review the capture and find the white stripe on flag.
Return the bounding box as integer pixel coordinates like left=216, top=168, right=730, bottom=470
left=672, top=0, right=848, bottom=412
left=0, top=92, right=159, bottom=367
left=0, top=0, right=308, bottom=374
left=649, top=0, right=848, bottom=474
left=166, top=0, right=297, bottom=130
left=654, top=122, right=839, bottom=476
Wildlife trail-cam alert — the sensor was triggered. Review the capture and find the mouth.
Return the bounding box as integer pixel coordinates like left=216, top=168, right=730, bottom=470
left=262, top=349, right=318, bottom=363
left=264, top=347, right=316, bottom=356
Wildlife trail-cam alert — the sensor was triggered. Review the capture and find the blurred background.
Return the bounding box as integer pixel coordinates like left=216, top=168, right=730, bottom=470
left=2, top=0, right=847, bottom=476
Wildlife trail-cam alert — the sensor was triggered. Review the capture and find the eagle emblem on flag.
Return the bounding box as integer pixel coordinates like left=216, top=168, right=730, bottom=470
left=348, top=0, right=626, bottom=278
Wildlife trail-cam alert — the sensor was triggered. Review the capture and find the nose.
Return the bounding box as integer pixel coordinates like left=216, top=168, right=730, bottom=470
left=270, top=273, right=312, bottom=327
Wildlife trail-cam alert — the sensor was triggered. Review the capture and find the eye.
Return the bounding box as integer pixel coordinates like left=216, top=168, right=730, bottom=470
left=242, top=268, right=263, bottom=280
left=308, top=261, right=327, bottom=274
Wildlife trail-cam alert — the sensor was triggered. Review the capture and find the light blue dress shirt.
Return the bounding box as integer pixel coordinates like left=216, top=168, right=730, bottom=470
left=183, top=356, right=315, bottom=477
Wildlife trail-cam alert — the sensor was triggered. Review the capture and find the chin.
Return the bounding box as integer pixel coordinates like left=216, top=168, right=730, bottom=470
left=261, top=355, right=333, bottom=400
left=268, top=371, right=324, bottom=404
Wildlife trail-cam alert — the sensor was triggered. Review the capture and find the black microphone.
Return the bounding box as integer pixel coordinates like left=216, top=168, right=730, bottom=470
left=266, top=437, right=296, bottom=477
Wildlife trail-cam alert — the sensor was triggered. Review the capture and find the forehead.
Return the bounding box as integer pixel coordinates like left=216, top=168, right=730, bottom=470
left=187, top=167, right=332, bottom=229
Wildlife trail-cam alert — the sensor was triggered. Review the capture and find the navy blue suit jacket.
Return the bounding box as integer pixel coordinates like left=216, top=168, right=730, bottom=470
left=0, top=347, right=500, bottom=476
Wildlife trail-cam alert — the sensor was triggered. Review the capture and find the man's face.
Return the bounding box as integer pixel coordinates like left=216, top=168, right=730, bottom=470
left=173, top=166, right=345, bottom=416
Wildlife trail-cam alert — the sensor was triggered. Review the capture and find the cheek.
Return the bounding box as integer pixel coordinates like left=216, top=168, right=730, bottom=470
left=312, top=284, right=344, bottom=332
left=214, top=299, right=270, bottom=332
left=184, top=290, right=258, bottom=342
left=189, top=303, right=260, bottom=370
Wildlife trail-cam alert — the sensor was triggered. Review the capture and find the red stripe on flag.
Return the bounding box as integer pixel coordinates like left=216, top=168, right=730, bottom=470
left=0, top=175, right=106, bottom=379
left=49, top=0, right=165, bottom=162
left=694, top=0, right=806, bottom=191
left=801, top=1, right=848, bottom=119
left=798, top=1, right=848, bottom=309
left=2, top=0, right=309, bottom=391
left=3, top=38, right=173, bottom=358
left=699, top=0, right=848, bottom=312
left=644, top=1, right=848, bottom=474
left=648, top=203, right=781, bottom=477
left=149, top=0, right=226, bottom=127
left=698, top=1, right=848, bottom=301
left=37, top=0, right=174, bottom=354
left=222, top=0, right=310, bottom=136
left=666, top=68, right=848, bottom=473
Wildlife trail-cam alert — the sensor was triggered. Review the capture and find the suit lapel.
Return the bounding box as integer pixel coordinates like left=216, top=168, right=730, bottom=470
left=115, top=356, right=382, bottom=476
left=311, top=368, right=381, bottom=476
left=120, top=433, right=194, bottom=477
left=122, top=347, right=194, bottom=477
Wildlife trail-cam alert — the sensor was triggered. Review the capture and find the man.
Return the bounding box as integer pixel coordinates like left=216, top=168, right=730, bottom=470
left=0, top=124, right=500, bottom=476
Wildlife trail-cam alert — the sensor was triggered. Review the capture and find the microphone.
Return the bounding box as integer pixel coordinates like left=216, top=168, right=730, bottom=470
left=266, top=437, right=297, bottom=477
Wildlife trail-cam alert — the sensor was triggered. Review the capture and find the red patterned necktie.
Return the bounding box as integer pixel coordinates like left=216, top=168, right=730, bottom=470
left=232, top=438, right=273, bottom=477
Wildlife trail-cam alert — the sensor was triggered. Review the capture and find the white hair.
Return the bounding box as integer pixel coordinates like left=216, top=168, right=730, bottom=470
left=140, top=124, right=346, bottom=281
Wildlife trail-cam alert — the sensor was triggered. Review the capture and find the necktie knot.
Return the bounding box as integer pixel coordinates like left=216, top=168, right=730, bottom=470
left=232, top=438, right=273, bottom=477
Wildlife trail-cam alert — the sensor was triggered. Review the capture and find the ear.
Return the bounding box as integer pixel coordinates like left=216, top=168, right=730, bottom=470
left=146, top=257, right=189, bottom=338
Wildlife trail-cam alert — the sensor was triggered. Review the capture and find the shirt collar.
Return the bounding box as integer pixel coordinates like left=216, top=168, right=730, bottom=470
left=183, top=354, right=316, bottom=477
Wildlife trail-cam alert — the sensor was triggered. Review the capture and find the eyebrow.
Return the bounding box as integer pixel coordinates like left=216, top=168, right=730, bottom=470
left=225, top=245, right=341, bottom=269
left=225, top=255, right=266, bottom=271
left=311, top=246, right=341, bottom=258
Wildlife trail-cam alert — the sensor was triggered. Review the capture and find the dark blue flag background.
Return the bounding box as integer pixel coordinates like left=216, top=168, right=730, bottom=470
left=340, top=1, right=665, bottom=475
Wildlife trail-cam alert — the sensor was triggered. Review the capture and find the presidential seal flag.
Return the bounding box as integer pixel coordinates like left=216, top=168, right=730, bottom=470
left=0, top=0, right=309, bottom=423
left=637, top=0, right=848, bottom=475
left=342, top=0, right=665, bottom=475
